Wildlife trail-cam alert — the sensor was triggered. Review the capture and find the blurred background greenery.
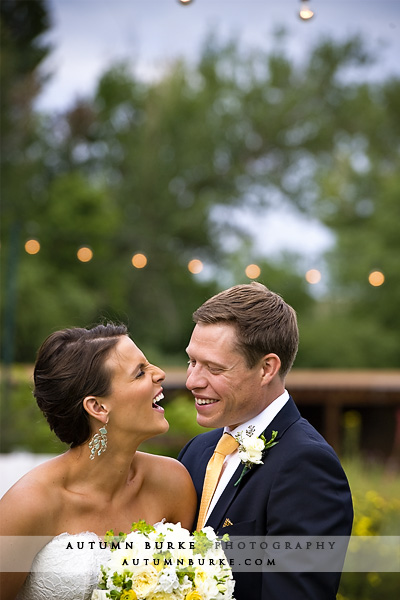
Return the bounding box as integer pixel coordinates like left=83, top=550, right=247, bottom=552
left=1, top=2, right=399, bottom=597
left=1, top=1, right=399, bottom=370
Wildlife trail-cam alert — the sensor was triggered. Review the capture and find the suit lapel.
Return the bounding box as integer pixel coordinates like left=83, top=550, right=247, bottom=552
left=206, top=397, right=301, bottom=530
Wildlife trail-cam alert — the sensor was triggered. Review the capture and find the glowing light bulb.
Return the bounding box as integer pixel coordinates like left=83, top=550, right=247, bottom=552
left=131, top=253, right=147, bottom=269
left=305, top=269, right=321, bottom=284
left=25, top=239, right=40, bottom=254
left=77, top=247, right=93, bottom=262
left=178, top=0, right=193, bottom=5
left=245, top=264, right=261, bottom=279
left=368, top=271, right=385, bottom=287
left=188, top=259, right=203, bottom=274
left=299, top=0, right=314, bottom=20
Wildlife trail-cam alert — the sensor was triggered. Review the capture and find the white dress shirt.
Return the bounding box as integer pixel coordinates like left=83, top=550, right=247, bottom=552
left=205, top=389, right=289, bottom=522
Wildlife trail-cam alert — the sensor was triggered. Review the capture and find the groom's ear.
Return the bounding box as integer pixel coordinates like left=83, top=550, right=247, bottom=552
left=260, top=353, right=281, bottom=386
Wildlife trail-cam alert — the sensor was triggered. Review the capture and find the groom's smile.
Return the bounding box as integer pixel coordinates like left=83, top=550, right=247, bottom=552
left=195, top=397, right=219, bottom=406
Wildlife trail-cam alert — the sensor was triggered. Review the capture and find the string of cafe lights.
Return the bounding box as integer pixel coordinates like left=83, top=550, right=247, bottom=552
left=23, top=3, right=315, bottom=266
left=23, top=238, right=385, bottom=286
left=177, top=0, right=315, bottom=21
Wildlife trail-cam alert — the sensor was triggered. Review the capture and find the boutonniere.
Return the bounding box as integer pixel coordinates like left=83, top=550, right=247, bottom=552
left=234, top=426, right=278, bottom=486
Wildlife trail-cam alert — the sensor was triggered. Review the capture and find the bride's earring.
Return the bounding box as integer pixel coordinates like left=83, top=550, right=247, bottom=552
left=89, top=419, right=108, bottom=460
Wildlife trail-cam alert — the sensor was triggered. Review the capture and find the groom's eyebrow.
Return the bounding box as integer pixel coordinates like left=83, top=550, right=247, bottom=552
left=208, top=360, right=235, bottom=371
left=186, top=351, right=229, bottom=370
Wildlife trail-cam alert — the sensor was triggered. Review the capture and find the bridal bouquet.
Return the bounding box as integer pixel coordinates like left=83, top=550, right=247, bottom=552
left=91, top=520, right=235, bottom=600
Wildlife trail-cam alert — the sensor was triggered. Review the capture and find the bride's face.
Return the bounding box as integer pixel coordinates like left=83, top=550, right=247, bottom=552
left=103, top=336, right=169, bottom=441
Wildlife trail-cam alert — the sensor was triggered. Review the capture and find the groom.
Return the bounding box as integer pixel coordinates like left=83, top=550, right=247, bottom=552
left=179, top=282, right=353, bottom=600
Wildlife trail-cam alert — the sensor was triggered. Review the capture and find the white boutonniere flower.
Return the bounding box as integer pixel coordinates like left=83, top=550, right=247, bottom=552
left=234, top=425, right=278, bottom=486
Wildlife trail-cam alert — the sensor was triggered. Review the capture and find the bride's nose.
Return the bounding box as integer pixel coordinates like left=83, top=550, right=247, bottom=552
left=152, top=364, right=165, bottom=383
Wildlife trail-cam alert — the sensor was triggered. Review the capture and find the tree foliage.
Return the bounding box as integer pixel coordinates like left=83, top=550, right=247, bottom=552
left=1, top=2, right=399, bottom=368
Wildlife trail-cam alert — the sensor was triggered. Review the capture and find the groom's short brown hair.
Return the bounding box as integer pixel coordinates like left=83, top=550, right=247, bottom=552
left=193, top=282, right=298, bottom=378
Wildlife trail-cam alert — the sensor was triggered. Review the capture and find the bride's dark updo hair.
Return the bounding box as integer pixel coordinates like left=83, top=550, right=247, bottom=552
left=33, top=323, right=128, bottom=447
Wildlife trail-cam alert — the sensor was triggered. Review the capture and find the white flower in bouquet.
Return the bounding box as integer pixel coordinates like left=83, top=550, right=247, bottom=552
left=154, top=564, right=191, bottom=597
left=91, top=591, right=109, bottom=600
left=191, top=527, right=234, bottom=600
left=154, top=522, right=192, bottom=561
left=104, top=530, right=153, bottom=581
left=153, top=521, right=191, bottom=541
left=126, top=564, right=158, bottom=597
left=155, top=563, right=180, bottom=593
left=198, top=526, right=217, bottom=542
left=194, top=546, right=233, bottom=600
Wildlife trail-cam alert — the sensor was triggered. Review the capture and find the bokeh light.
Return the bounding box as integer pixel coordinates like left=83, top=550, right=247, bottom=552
left=368, top=270, right=385, bottom=287
left=77, top=247, right=93, bottom=262
left=24, top=239, right=40, bottom=255
left=188, top=259, right=203, bottom=274
left=245, top=264, right=261, bottom=279
left=299, top=0, right=315, bottom=20
left=305, top=269, right=322, bottom=284
left=131, top=253, right=148, bottom=269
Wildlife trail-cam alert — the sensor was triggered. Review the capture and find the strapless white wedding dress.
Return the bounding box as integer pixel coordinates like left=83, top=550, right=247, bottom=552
left=16, top=532, right=111, bottom=600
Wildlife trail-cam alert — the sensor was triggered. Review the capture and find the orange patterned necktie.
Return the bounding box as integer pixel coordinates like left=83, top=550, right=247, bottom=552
left=196, top=432, right=239, bottom=531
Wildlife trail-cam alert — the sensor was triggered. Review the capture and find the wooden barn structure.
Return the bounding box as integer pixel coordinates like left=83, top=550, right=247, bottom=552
left=163, top=369, right=400, bottom=462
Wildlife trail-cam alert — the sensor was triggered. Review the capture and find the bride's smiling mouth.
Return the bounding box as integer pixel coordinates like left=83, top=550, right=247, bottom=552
left=152, top=391, right=165, bottom=411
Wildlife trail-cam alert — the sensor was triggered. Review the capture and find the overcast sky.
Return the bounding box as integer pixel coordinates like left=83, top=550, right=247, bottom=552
left=41, top=0, right=399, bottom=111
left=38, top=0, right=400, bottom=266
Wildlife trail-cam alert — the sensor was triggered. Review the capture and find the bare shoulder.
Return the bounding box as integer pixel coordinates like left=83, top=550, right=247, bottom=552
left=0, top=457, right=62, bottom=536
left=138, top=452, right=193, bottom=486
left=139, top=452, right=192, bottom=484
left=137, top=452, right=197, bottom=528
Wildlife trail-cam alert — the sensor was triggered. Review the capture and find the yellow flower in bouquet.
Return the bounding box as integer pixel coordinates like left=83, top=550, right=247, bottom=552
left=121, top=591, right=137, bottom=600
left=148, top=593, right=180, bottom=600
left=130, top=564, right=158, bottom=597
left=185, top=592, right=203, bottom=600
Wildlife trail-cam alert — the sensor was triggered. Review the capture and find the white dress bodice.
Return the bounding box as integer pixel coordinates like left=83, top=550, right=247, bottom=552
left=16, top=532, right=111, bottom=600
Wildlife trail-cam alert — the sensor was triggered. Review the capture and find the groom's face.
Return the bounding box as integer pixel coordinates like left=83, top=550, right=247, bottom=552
left=186, top=322, right=267, bottom=429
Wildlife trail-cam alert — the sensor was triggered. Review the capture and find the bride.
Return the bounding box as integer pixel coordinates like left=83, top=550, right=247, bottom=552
left=0, top=323, right=197, bottom=599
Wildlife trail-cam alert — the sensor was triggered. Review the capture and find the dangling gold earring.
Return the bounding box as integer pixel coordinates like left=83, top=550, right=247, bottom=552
left=89, top=419, right=108, bottom=460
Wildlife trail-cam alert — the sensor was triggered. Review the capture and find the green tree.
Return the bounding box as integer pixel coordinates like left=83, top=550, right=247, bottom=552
left=2, top=18, right=399, bottom=368
left=304, top=77, right=400, bottom=367
left=1, top=0, right=51, bottom=357
left=1, top=0, right=52, bottom=449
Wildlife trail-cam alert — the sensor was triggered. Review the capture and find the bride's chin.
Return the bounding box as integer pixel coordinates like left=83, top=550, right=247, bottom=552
left=160, top=419, right=169, bottom=433
left=152, top=418, right=170, bottom=436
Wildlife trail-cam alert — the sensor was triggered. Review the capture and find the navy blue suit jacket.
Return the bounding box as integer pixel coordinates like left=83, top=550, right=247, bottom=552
left=179, top=397, right=353, bottom=600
